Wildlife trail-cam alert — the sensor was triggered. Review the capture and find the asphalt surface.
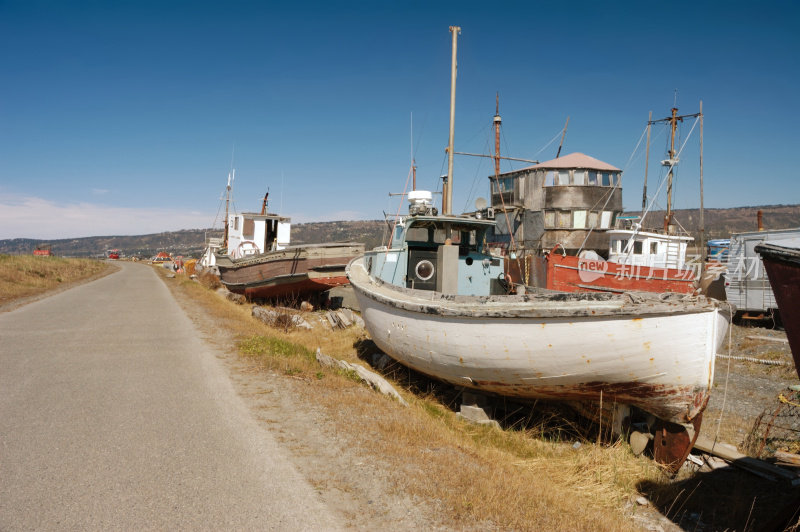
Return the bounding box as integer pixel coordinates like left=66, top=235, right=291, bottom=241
left=0, top=262, right=342, bottom=530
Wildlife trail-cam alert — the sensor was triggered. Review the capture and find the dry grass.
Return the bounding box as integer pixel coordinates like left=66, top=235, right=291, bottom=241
left=0, top=254, right=108, bottom=305
left=158, top=268, right=678, bottom=530
left=164, top=268, right=800, bottom=530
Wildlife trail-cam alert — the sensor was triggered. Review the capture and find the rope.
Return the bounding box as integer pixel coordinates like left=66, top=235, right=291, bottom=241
left=714, top=324, right=733, bottom=445
left=533, top=128, right=565, bottom=157
left=622, top=126, right=648, bottom=173
left=462, top=134, right=491, bottom=213
left=778, top=393, right=800, bottom=408
left=716, top=354, right=791, bottom=366
left=386, top=165, right=414, bottom=250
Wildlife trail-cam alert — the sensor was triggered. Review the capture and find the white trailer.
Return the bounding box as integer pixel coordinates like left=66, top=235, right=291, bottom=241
left=725, top=227, right=800, bottom=315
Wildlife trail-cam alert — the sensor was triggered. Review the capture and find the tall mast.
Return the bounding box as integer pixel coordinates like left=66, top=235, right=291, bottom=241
left=699, top=100, right=705, bottom=271
left=445, top=25, right=460, bottom=215
left=493, top=92, right=501, bottom=177
left=411, top=112, right=417, bottom=190
left=664, top=107, right=679, bottom=232
left=642, top=111, right=652, bottom=211
left=223, top=169, right=234, bottom=247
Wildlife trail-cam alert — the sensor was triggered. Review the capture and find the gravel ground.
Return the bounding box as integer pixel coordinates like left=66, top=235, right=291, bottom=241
left=705, top=322, right=799, bottom=447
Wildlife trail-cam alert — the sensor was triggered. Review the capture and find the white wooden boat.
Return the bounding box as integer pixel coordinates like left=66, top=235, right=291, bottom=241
left=348, top=213, right=730, bottom=425
left=347, top=203, right=732, bottom=470
left=347, top=27, right=733, bottom=471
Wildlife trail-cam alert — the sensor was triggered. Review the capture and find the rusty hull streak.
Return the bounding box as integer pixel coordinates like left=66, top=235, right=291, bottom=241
left=469, top=379, right=709, bottom=423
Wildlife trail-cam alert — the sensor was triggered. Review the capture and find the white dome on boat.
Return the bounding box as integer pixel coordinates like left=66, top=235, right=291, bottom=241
left=408, top=190, right=433, bottom=203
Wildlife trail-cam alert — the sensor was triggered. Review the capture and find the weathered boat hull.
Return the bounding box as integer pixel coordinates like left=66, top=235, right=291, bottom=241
left=348, top=256, right=731, bottom=425
left=217, top=242, right=364, bottom=300
left=755, top=243, right=800, bottom=377
left=546, top=252, right=696, bottom=294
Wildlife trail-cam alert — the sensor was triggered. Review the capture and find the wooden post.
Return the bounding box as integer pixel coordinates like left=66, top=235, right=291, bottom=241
left=445, top=26, right=460, bottom=215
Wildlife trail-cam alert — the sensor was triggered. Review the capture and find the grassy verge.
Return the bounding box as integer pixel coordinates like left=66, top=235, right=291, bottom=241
left=0, top=254, right=109, bottom=305
left=161, top=268, right=798, bottom=531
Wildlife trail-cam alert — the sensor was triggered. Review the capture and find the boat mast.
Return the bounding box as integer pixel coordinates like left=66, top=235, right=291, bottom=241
left=493, top=92, right=501, bottom=176
left=445, top=25, right=460, bottom=215
left=664, top=107, right=680, bottom=232
left=411, top=112, right=417, bottom=191
left=642, top=111, right=652, bottom=211
left=223, top=169, right=234, bottom=248
left=699, top=100, right=705, bottom=270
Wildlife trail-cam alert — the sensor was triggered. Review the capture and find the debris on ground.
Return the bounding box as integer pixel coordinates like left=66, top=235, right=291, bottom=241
left=315, top=348, right=407, bottom=406
left=252, top=305, right=312, bottom=330
left=324, top=308, right=365, bottom=330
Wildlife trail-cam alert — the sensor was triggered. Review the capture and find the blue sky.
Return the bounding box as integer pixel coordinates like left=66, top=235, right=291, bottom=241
left=1, top=0, right=798, bottom=239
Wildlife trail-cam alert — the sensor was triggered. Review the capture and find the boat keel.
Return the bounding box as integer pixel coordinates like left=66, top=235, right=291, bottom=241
left=652, top=413, right=702, bottom=474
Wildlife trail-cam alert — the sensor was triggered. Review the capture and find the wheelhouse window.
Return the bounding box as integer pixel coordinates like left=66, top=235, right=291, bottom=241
left=573, top=210, right=587, bottom=229
left=556, top=211, right=571, bottom=228
left=544, top=171, right=555, bottom=186
left=573, top=170, right=586, bottom=185
left=588, top=171, right=598, bottom=185
left=650, top=242, right=658, bottom=254
left=495, top=176, right=513, bottom=192
left=633, top=241, right=643, bottom=254
left=406, top=226, right=429, bottom=244
left=557, top=170, right=570, bottom=185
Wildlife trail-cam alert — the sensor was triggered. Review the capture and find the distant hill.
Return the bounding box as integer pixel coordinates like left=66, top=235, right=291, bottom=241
left=0, top=221, right=389, bottom=258
left=624, top=204, right=800, bottom=241
left=1, top=204, right=797, bottom=257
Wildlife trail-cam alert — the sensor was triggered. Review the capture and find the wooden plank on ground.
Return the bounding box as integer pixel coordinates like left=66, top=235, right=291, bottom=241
left=745, top=335, right=789, bottom=344
left=694, top=435, right=800, bottom=483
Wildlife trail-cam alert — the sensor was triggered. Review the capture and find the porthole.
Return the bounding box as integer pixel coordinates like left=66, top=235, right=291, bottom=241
left=415, top=260, right=435, bottom=281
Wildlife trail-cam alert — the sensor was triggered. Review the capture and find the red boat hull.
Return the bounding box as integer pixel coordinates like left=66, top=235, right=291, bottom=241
left=756, top=243, right=800, bottom=378
left=546, top=252, right=696, bottom=294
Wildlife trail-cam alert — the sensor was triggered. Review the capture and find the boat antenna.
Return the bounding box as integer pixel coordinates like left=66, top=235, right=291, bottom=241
left=555, top=116, right=570, bottom=158
left=445, top=25, right=460, bottom=215
left=260, top=189, right=270, bottom=215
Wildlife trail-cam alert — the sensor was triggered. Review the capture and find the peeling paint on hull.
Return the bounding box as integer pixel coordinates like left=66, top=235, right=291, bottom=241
left=217, top=242, right=363, bottom=299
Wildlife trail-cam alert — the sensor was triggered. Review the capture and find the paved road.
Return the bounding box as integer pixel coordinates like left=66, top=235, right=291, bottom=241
left=1, top=262, right=342, bottom=530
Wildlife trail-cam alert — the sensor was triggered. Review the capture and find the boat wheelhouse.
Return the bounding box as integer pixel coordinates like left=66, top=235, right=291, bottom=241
left=490, top=152, right=623, bottom=256
left=215, top=198, right=364, bottom=300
